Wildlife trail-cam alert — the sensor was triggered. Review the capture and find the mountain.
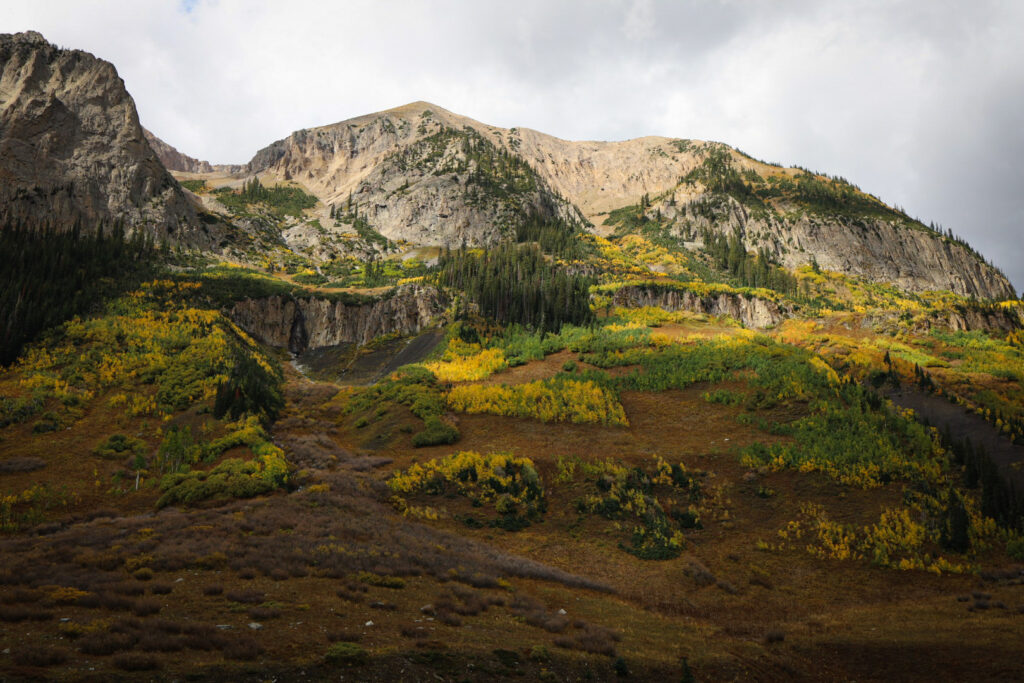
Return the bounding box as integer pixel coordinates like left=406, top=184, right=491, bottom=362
left=144, top=128, right=243, bottom=175
left=0, top=31, right=203, bottom=243
left=239, top=101, right=1013, bottom=299
left=3, top=32, right=1024, bottom=683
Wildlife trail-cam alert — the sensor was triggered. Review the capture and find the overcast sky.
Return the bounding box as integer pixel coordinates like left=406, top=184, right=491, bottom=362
left=6, top=0, right=1023, bottom=294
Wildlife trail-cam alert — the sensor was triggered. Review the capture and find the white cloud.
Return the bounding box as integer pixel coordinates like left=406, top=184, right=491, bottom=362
left=4, top=0, right=1023, bottom=292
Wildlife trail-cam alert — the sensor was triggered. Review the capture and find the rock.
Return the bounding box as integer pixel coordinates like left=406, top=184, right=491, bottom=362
left=364, top=620, right=373, bottom=627
left=216, top=624, right=232, bottom=630
left=557, top=608, right=567, bottom=615
left=248, top=622, right=262, bottom=630
left=420, top=604, right=435, bottom=615
left=610, top=284, right=788, bottom=329
left=144, top=128, right=243, bottom=175
left=240, top=100, right=1012, bottom=299
left=230, top=283, right=447, bottom=352
left=0, top=31, right=205, bottom=244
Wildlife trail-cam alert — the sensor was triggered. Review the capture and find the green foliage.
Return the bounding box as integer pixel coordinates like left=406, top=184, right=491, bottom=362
left=411, top=415, right=460, bottom=447
left=572, top=457, right=702, bottom=560
left=179, top=179, right=207, bottom=193
left=213, top=178, right=318, bottom=219
left=92, top=434, right=147, bottom=460
left=740, top=400, right=943, bottom=488
left=175, top=266, right=376, bottom=307
left=1007, top=535, right=1024, bottom=561
left=390, top=450, right=546, bottom=530
left=0, top=222, right=156, bottom=366
left=325, top=641, right=368, bottom=666
left=515, top=211, right=589, bottom=260
left=435, top=243, right=593, bottom=332
left=156, top=426, right=204, bottom=475
left=348, top=365, right=461, bottom=444
left=213, top=346, right=285, bottom=426
left=156, top=444, right=289, bottom=508
left=701, top=228, right=799, bottom=296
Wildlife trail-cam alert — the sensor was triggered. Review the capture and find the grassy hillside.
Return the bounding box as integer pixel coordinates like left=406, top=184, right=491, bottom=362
left=1, top=222, right=1023, bottom=680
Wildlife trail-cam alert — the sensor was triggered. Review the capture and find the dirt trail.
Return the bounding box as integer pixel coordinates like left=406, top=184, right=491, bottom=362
left=886, top=387, right=1024, bottom=492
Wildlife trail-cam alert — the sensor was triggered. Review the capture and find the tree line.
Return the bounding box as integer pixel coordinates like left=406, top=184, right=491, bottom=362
left=0, top=221, right=157, bottom=366
left=434, top=243, right=593, bottom=332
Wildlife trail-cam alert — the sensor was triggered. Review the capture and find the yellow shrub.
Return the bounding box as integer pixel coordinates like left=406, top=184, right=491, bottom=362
left=447, top=378, right=628, bottom=426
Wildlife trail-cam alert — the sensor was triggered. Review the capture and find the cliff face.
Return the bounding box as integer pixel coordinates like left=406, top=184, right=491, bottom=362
left=245, top=104, right=579, bottom=248
left=610, top=285, right=788, bottom=329
left=229, top=284, right=447, bottom=353
left=143, top=128, right=213, bottom=174
left=143, top=128, right=243, bottom=175
left=0, top=32, right=204, bottom=242
left=649, top=194, right=1015, bottom=300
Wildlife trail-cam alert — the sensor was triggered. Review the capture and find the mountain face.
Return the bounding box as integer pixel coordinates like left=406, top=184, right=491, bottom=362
left=0, top=28, right=1011, bottom=299
left=244, top=103, right=583, bottom=248
left=238, top=101, right=1014, bottom=299
left=0, top=32, right=202, bottom=242
left=144, top=128, right=243, bottom=175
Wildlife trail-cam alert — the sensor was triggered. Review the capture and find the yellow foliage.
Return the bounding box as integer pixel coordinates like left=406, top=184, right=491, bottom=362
left=423, top=339, right=507, bottom=382
left=447, top=378, right=628, bottom=426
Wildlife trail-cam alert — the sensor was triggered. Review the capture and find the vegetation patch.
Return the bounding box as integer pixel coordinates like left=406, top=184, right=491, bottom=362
left=448, top=376, right=628, bottom=426
left=389, top=451, right=546, bottom=530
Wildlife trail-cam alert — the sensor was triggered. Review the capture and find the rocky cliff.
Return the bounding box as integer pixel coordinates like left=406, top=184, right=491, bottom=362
left=245, top=103, right=581, bottom=248
left=643, top=193, right=1015, bottom=300
left=229, top=284, right=448, bottom=353
left=610, top=284, right=788, bottom=329
left=0, top=32, right=206, bottom=242
left=143, top=128, right=244, bottom=175
left=239, top=101, right=1012, bottom=299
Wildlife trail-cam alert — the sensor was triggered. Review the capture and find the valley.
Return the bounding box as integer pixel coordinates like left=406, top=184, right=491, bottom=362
left=1, top=30, right=1023, bottom=682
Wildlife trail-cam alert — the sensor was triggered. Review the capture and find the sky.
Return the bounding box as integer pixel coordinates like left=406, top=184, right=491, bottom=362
left=6, top=0, right=1023, bottom=294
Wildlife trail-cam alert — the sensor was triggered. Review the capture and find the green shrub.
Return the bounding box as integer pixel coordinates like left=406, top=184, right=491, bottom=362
left=325, top=641, right=368, bottom=666
left=93, top=434, right=147, bottom=460
left=411, top=415, right=460, bottom=447
left=1007, top=535, right=1024, bottom=561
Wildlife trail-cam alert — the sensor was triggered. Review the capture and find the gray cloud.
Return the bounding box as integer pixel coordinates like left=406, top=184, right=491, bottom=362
left=5, top=0, right=1022, bottom=294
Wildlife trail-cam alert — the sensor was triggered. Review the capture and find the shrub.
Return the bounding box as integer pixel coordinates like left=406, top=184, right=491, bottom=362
left=390, top=451, right=546, bottom=529
left=156, top=431, right=289, bottom=509
left=78, top=631, right=136, bottom=655
left=411, top=415, right=460, bottom=447
left=447, top=377, right=628, bottom=426
left=223, top=636, right=263, bottom=661
left=113, top=652, right=161, bottom=671
left=325, top=641, right=368, bottom=666
left=14, top=646, right=69, bottom=666
left=93, top=434, right=147, bottom=460
left=132, top=568, right=154, bottom=581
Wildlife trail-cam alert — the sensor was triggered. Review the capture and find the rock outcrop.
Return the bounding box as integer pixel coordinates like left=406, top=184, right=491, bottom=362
left=245, top=104, right=580, bottom=248
left=143, top=128, right=244, bottom=175
left=229, top=284, right=447, bottom=352
left=0, top=32, right=206, bottom=242
left=645, top=194, right=1015, bottom=300
left=610, top=284, right=788, bottom=329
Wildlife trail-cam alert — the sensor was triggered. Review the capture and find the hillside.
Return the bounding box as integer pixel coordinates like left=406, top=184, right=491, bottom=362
left=1, top=31, right=1023, bottom=683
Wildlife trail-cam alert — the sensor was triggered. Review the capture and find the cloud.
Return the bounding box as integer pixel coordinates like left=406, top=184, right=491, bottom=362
left=4, top=0, right=1022, bottom=293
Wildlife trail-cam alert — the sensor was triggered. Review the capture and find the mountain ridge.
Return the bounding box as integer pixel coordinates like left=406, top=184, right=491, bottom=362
left=0, top=31, right=205, bottom=243
left=220, top=99, right=1015, bottom=299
